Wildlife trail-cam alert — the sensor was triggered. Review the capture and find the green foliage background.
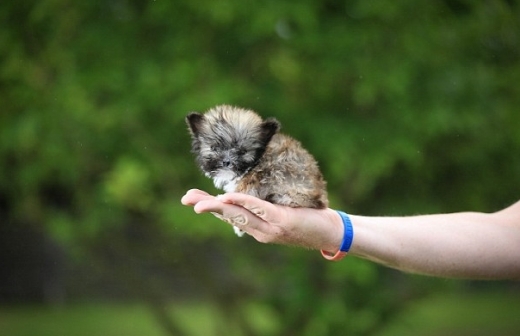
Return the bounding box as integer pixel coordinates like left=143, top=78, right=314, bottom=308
left=1, top=0, right=519, bottom=335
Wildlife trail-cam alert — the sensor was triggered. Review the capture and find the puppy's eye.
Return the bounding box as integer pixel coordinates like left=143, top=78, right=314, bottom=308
left=237, top=148, right=246, bottom=156
left=210, top=145, right=219, bottom=151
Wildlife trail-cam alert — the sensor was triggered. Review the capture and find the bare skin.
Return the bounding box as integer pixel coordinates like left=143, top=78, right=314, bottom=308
left=181, top=189, right=520, bottom=280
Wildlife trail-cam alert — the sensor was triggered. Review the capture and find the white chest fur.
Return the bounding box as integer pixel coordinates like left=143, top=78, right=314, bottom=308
left=211, top=170, right=245, bottom=237
left=211, top=170, right=239, bottom=193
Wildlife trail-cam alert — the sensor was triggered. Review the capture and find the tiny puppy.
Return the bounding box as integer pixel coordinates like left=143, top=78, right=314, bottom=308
left=186, top=105, right=328, bottom=236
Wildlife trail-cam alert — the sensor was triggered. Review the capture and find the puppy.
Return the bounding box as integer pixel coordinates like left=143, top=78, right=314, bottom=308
left=186, top=105, right=328, bottom=236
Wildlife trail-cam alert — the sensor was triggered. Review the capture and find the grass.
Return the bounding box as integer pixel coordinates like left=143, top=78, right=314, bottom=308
left=376, top=291, right=520, bottom=336
left=0, top=301, right=278, bottom=336
left=0, top=303, right=164, bottom=336
left=0, top=291, right=519, bottom=336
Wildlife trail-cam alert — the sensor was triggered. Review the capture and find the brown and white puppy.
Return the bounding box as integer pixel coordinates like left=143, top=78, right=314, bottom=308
left=186, top=105, right=328, bottom=236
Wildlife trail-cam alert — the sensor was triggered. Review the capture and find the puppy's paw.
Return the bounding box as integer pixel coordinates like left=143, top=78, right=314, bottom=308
left=233, top=226, right=245, bottom=237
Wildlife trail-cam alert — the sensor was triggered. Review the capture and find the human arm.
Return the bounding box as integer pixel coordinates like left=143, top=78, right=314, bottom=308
left=181, top=189, right=520, bottom=280
left=350, top=205, right=520, bottom=280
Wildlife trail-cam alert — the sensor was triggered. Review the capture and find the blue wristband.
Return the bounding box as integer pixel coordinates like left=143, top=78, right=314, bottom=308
left=321, top=211, right=354, bottom=261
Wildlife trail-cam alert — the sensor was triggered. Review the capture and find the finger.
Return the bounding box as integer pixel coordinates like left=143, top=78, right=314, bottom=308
left=211, top=211, right=249, bottom=227
left=181, top=189, right=213, bottom=206
left=192, top=198, right=225, bottom=214
left=194, top=198, right=269, bottom=232
left=216, top=193, right=279, bottom=222
left=185, top=188, right=210, bottom=197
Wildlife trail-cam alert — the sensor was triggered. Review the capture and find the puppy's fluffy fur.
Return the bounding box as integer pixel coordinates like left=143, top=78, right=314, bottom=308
left=186, top=105, right=328, bottom=235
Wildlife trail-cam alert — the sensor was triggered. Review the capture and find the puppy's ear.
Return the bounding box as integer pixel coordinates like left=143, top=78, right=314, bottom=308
left=186, top=112, right=204, bottom=136
left=260, top=118, right=280, bottom=144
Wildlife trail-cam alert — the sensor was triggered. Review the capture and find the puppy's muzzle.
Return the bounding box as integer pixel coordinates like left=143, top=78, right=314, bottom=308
left=221, top=152, right=235, bottom=168
left=222, top=159, right=232, bottom=167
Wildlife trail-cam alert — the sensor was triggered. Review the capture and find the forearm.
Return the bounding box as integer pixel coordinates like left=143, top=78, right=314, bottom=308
left=347, top=204, right=520, bottom=279
left=182, top=190, right=520, bottom=280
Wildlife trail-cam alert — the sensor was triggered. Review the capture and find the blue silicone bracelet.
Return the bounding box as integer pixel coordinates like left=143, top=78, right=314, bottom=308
left=337, top=211, right=354, bottom=252
left=320, top=211, right=354, bottom=261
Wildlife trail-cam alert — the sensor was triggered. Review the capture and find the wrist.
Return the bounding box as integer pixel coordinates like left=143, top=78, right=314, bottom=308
left=320, top=209, right=344, bottom=251
left=321, top=211, right=354, bottom=261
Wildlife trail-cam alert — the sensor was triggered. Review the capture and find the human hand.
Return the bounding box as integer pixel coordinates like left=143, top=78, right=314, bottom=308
left=181, top=189, right=343, bottom=252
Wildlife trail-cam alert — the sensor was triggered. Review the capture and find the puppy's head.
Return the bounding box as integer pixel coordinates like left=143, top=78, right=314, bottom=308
left=186, top=105, right=280, bottom=179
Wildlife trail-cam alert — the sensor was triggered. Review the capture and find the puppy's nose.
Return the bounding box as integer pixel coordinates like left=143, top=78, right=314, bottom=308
left=222, top=159, right=232, bottom=167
